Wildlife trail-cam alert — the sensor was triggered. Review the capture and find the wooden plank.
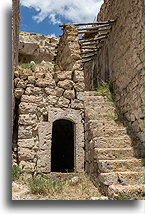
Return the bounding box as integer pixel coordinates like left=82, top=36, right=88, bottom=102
left=82, top=54, right=97, bottom=59
left=78, top=27, right=112, bottom=34
left=82, top=59, right=93, bottom=63
left=79, top=36, right=107, bottom=43
left=79, top=32, right=109, bottom=40
left=59, top=20, right=115, bottom=27
left=77, top=24, right=112, bottom=31
left=80, top=42, right=97, bottom=46
left=81, top=46, right=98, bottom=49
left=81, top=50, right=98, bottom=54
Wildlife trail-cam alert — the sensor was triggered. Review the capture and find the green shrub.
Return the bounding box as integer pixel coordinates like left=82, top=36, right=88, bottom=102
left=95, top=82, right=113, bottom=101
left=29, top=177, right=64, bottom=195
left=12, top=166, right=21, bottom=181
left=21, top=63, right=35, bottom=70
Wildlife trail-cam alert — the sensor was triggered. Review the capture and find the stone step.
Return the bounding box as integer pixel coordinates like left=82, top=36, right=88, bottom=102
left=108, top=184, right=144, bottom=200
left=84, top=91, right=96, bottom=96
left=85, top=119, right=125, bottom=130
left=98, top=159, right=143, bottom=173
left=98, top=171, right=143, bottom=186
left=84, top=104, right=116, bottom=111
left=93, top=137, right=133, bottom=148
left=94, top=148, right=135, bottom=160
left=84, top=96, right=110, bottom=103
left=91, top=128, right=128, bottom=138
left=85, top=110, right=118, bottom=121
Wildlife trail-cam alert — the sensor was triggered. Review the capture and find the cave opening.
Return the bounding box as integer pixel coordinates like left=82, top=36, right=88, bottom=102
left=51, top=119, right=74, bottom=173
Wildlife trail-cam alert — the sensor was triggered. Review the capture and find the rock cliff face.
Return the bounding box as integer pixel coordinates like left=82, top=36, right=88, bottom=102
left=19, top=32, right=59, bottom=64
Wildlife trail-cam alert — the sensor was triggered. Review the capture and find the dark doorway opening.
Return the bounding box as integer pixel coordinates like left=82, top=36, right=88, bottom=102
left=51, top=119, right=74, bottom=172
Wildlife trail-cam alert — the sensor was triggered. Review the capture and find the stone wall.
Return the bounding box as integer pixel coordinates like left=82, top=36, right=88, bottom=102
left=13, top=25, right=85, bottom=174
left=83, top=0, right=143, bottom=144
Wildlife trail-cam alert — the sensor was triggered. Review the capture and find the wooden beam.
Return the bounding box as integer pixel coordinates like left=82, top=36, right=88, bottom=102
left=82, top=59, right=93, bottom=63
left=79, top=36, right=107, bottom=43
left=81, top=50, right=98, bottom=55
left=77, top=24, right=112, bottom=31
left=59, top=20, right=115, bottom=27
left=79, top=32, right=109, bottom=40
left=82, top=54, right=97, bottom=59
left=78, top=27, right=112, bottom=34
left=80, top=42, right=97, bottom=46
left=81, top=46, right=98, bottom=49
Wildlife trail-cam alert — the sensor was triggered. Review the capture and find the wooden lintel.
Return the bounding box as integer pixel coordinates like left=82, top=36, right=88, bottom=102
left=78, top=27, right=112, bottom=34
left=59, top=20, right=115, bottom=27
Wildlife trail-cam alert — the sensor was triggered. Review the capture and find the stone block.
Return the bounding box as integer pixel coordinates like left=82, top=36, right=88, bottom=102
left=64, top=90, right=75, bottom=100
left=74, top=82, right=85, bottom=92
left=18, top=147, right=35, bottom=161
left=18, top=139, right=35, bottom=149
left=57, top=80, right=74, bottom=90
left=57, top=97, right=70, bottom=108
left=98, top=173, right=118, bottom=185
left=47, top=95, right=58, bottom=105
left=73, top=70, right=84, bottom=83
left=19, top=161, right=35, bottom=172
left=21, top=95, right=43, bottom=103
left=18, top=126, right=33, bottom=139
left=54, top=70, right=72, bottom=82
left=71, top=99, right=84, bottom=109
left=14, top=88, right=24, bottom=98
left=19, top=114, right=38, bottom=126
left=35, top=78, right=56, bottom=88
left=19, top=102, right=37, bottom=114
left=16, top=79, right=27, bottom=88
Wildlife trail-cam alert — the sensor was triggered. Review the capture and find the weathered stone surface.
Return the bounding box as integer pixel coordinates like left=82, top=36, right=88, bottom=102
left=14, top=88, right=24, bottom=98
left=55, top=87, right=64, bottom=97
left=18, top=126, right=33, bottom=139
left=54, top=70, right=72, bottom=82
left=19, top=102, right=37, bottom=114
left=16, top=79, right=27, bottom=88
left=19, top=114, right=37, bottom=125
left=71, top=99, right=84, bottom=109
left=19, top=161, right=35, bottom=172
left=18, top=148, right=35, bottom=161
left=74, top=82, right=85, bottom=92
left=28, top=75, right=35, bottom=84
left=47, top=95, right=58, bottom=105
left=21, top=95, right=43, bottom=103
left=57, top=80, right=74, bottom=90
left=57, top=97, right=70, bottom=108
left=73, top=70, right=84, bottom=83
left=63, top=90, right=75, bottom=100
left=18, top=139, right=35, bottom=149
left=98, top=173, right=118, bottom=185
left=36, top=78, right=56, bottom=88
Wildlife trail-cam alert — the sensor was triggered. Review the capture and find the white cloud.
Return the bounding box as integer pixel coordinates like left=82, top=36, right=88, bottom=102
left=20, top=0, right=104, bottom=24
left=50, top=33, right=56, bottom=37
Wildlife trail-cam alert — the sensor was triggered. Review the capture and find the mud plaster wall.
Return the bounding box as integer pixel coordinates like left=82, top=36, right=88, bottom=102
left=84, top=0, right=144, bottom=144
left=14, top=25, right=85, bottom=174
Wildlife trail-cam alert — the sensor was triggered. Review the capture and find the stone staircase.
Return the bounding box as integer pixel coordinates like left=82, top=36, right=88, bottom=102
left=84, top=91, right=144, bottom=200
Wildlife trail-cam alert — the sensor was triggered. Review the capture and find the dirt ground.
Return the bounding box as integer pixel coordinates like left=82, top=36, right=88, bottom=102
left=12, top=173, right=108, bottom=200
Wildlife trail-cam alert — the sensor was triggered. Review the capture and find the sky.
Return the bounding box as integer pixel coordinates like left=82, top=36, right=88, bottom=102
left=20, top=0, right=104, bottom=37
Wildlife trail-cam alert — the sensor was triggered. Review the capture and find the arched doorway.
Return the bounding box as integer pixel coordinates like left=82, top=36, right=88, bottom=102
left=51, top=119, right=74, bottom=172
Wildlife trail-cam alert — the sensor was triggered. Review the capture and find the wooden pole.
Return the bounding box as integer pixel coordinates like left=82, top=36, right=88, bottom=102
left=82, top=58, right=93, bottom=63
left=81, top=46, right=98, bottom=49
left=59, top=20, right=115, bottom=27
left=79, top=36, right=107, bottom=43
left=78, top=27, right=112, bottom=34
left=77, top=24, right=112, bottom=31
left=81, top=50, right=98, bottom=54
left=82, top=54, right=97, bottom=58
